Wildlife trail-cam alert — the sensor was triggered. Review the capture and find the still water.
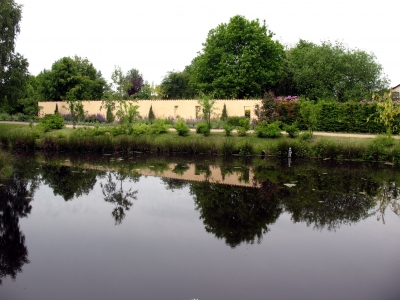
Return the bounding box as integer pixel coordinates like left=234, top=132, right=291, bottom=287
left=0, top=153, right=399, bottom=300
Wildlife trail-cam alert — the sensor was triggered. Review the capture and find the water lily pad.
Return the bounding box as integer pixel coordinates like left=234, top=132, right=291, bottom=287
left=284, top=183, right=296, bottom=188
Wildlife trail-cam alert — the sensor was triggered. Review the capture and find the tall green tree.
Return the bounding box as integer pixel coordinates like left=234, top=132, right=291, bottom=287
left=190, top=15, right=285, bottom=99
left=37, top=56, right=107, bottom=101
left=159, top=67, right=195, bottom=99
left=285, top=40, right=389, bottom=101
left=0, top=0, right=29, bottom=113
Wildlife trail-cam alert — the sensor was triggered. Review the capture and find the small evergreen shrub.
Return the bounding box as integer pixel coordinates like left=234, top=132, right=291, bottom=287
left=148, top=105, right=155, bottom=120
left=237, top=118, right=250, bottom=136
left=174, top=119, right=190, bottom=136
left=106, top=106, right=115, bottom=123
left=221, top=103, right=228, bottom=121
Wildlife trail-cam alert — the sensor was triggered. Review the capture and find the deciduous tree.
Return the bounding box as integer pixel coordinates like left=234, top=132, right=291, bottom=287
left=0, top=0, right=29, bottom=113
left=285, top=40, right=389, bottom=101
left=191, top=15, right=285, bottom=99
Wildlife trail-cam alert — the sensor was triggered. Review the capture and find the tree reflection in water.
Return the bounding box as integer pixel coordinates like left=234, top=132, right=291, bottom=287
left=190, top=180, right=281, bottom=248
left=0, top=174, right=33, bottom=284
left=368, top=181, right=400, bottom=223
left=101, top=172, right=138, bottom=225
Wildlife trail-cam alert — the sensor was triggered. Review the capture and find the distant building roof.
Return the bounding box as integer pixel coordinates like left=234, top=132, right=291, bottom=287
left=392, top=84, right=400, bottom=90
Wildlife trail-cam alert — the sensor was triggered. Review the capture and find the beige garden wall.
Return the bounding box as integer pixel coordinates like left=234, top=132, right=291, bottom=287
left=38, top=99, right=263, bottom=119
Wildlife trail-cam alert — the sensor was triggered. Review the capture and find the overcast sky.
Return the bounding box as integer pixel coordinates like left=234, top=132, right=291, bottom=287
left=14, top=0, right=399, bottom=88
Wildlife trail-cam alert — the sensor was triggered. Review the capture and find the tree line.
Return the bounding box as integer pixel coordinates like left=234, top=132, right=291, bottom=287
left=0, top=1, right=391, bottom=116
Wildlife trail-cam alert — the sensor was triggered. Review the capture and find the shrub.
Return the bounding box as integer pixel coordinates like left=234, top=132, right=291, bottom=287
left=226, top=116, right=247, bottom=127
left=299, top=132, right=313, bottom=141
left=255, top=121, right=282, bottom=138
left=223, top=124, right=235, bottom=136
left=196, top=122, right=210, bottom=136
left=236, top=118, right=250, bottom=136
left=363, top=135, right=395, bottom=161
left=38, top=114, right=65, bottom=132
left=0, top=113, right=12, bottom=121
left=131, top=123, right=149, bottom=135
left=148, top=119, right=169, bottom=134
left=106, top=106, right=115, bottom=123
left=174, top=119, right=190, bottom=136
left=284, top=122, right=299, bottom=138
left=148, top=105, right=155, bottom=120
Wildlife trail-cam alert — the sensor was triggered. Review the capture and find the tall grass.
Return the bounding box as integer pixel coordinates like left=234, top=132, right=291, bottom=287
left=1, top=124, right=400, bottom=162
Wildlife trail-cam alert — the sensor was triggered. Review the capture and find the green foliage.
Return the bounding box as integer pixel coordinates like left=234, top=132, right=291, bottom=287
left=148, top=105, right=155, bottom=120
left=314, top=101, right=385, bottom=133
left=300, top=100, right=322, bottom=135
left=226, top=116, right=248, bottom=127
left=174, top=119, right=190, bottom=136
left=148, top=119, right=169, bottom=134
left=299, top=132, right=313, bottom=141
left=221, top=103, right=228, bottom=121
left=106, top=104, right=115, bottom=123
left=191, top=15, right=284, bottom=98
left=38, top=114, right=65, bottom=132
left=223, top=124, right=234, bottom=136
left=0, top=0, right=29, bottom=113
left=373, top=92, right=400, bottom=135
left=285, top=40, right=389, bottom=101
left=54, top=103, right=59, bottom=114
left=196, top=121, right=211, bottom=136
left=198, top=94, right=217, bottom=128
left=0, top=150, right=13, bottom=179
left=115, top=101, right=139, bottom=124
left=255, top=121, right=282, bottom=138
left=37, top=56, right=107, bottom=101
left=284, top=122, right=299, bottom=138
left=237, top=118, right=250, bottom=136
left=64, top=100, right=85, bottom=129
left=363, top=135, right=396, bottom=161
left=160, top=68, right=195, bottom=99
left=254, top=91, right=278, bottom=122
left=131, top=123, right=149, bottom=135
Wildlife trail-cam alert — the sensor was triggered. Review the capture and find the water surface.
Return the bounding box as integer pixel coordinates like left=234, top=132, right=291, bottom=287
left=0, top=154, right=399, bottom=300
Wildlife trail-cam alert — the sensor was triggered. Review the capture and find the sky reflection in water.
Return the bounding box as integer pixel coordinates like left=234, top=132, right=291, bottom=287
left=0, top=154, right=399, bottom=300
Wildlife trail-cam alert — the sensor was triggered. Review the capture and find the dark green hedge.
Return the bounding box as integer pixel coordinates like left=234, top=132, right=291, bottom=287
left=278, top=101, right=390, bottom=134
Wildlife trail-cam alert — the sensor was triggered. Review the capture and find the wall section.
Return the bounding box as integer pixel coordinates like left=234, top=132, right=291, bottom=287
left=38, top=99, right=263, bottom=119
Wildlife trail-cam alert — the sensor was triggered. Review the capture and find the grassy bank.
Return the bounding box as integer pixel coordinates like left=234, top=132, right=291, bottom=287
left=0, top=123, right=399, bottom=163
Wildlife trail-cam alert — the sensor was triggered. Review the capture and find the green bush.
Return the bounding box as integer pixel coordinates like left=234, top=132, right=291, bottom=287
left=0, top=113, right=12, bottom=121
left=148, top=119, right=169, bottom=134
left=223, top=124, right=235, bottom=136
left=363, top=135, right=395, bottom=161
left=38, top=114, right=65, bottom=132
left=226, top=116, right=248, bottom=127
left=255, top=121, right=282, bottom=138
left=284, top=122, right=299, bottom=138
left=299, top=132, right=313, bottom=141
left=174, top=119, right=190, bottom=136
left=196, top=122, right=210, bottom=136
left=131, top=123, right=149, bottom=135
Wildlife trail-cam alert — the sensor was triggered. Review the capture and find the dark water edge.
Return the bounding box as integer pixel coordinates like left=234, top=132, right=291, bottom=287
left=0, top=152, right=399, bottom=300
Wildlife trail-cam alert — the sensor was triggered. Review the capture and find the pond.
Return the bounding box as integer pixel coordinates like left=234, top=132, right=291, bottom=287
left=0, top=153, right=399, bottom=300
